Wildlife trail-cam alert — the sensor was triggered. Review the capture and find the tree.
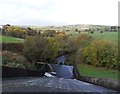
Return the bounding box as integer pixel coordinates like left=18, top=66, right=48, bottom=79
left=83, top=40, right=118, bottom=69
left=75, top=28, right=78, bottom=32
left=43, top=30, right=57, bottom=37
left=23, top=35, right=64, bottom=66
left=3, top=26, right=28, bottom=38
left=23, top=36, right=48, bottom=63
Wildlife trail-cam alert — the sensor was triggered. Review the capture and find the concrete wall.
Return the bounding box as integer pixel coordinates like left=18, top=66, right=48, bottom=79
left=73, top=66, right=119, bottom=92
left=79, top=76, right=119, bottom=92
left=2, top=66, right=47, bottom=78
left=73, top=64, right=81, bottom=79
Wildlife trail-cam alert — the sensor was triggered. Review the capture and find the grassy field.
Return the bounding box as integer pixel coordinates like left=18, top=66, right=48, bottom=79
left=89, top=32, right=118, bottom=43
left=77, top=63, right=118, bottom=80
left=0, top=35, right=24, bottom=43
left=67, top=31, right=118, bottom=43
left=74, top=32, right=118, bottom=79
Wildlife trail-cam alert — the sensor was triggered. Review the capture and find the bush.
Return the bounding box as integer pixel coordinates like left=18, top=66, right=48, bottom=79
left=74, top=34, right=93, bottom=49
left=2, top=51, right=35, bottom=69
left=15, top=56, right=27, bottom=68
left=23, top=36, right=48, bottom=63
left=2, top=54, right=11, bottom=65
left=15, top=56, right=36, bottom=69
left=90, top=31, right=94, bottom=33
left=23, top=35, right=63, bottom=65
left=70, top=34, right=93, bottom=65
left=83, top=40, right=118, bottom=69
left=2, top=51, right=17, bottom=66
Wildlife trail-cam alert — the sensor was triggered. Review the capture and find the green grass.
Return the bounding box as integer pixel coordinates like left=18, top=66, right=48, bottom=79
left=67, top=31, right=118, bottom=43
left=89, top=32, right=118, bottom=43
left=0, top=35, right=24, bottom=43
left=73, top=32, right=118, bottom=80
left=77, top=63, right=118, bottom=80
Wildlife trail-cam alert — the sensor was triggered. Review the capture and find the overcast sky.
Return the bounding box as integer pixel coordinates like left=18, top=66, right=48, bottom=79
left=0, top=0, right=119, bottom=26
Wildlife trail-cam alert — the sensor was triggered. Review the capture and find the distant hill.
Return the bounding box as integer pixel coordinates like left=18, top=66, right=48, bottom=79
left=27, top=24, right=117, bottom=32
left=2, top=24, right=118, bottom=32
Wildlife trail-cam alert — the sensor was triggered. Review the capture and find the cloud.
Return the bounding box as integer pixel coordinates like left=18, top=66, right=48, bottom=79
left=0, top=0, right=119, bottom=26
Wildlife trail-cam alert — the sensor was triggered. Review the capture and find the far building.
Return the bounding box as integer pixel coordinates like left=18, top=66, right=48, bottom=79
left=0, top=25, right=3, bottom=33
left=80, top=28, right=89, bottom=32
left=0, top=25, right=3, bottom=29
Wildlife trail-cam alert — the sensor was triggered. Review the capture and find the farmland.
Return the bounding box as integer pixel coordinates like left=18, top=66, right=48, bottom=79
left=71, top=32, right=118, bottom=79
left=63, top=29, right=118, bottom=79
left=67, top=32, right=118, bottom=43
left=89, top=32, right=118, bottom=43
left=1, top=24, right=118, bottom=80
left=0, top=35, right=24, bottom=43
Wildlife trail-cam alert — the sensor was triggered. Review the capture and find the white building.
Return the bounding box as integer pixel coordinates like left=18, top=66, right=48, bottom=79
left=0, top=25, right=3, bottom=29
left=80, top=28, right=89, bottom=31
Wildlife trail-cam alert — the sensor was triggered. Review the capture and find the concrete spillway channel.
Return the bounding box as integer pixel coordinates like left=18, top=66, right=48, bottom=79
left=2, top=77, right=117, bottom=93
left=2, top=64, right=118, bottom=93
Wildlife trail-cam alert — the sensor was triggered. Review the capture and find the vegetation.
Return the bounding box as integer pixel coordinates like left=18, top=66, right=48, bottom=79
left=2, top=43, right=24, bottom=53
left=1, top=24, right=118, bottom=79
left=83, top=40, right=118, bottom=69
left=66, top=31, right=118, bottom=44
left=23, top=36, right=49, bottom=63
left=23, top=34, right=66, bottom=67
left=89, top=32, right=118, bottom=43
left=2, top=25, right=37, bottom=38
left=2, top=51, right=35, bottom=69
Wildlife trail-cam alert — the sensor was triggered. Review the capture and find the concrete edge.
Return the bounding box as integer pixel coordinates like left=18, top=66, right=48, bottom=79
left=73, top=66, right=119, bottom=92
left=78, top=76, right=119, bottom=92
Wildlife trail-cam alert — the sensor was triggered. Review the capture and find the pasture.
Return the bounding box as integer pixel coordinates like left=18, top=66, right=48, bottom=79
left=72, top=31, right=118, bottom=79
left=67, top=31, right=118, bottom=43
left=0, top=35, right=24, bottom=43
left=77, top=63, right=118, bottom=80
left=89, top=32, right=118, bottom=43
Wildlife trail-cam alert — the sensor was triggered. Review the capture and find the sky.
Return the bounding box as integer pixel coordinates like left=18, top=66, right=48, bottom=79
left=0, top=0, right=119, bottom=26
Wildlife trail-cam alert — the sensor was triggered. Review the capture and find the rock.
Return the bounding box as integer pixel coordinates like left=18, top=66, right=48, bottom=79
left=44, top=72, right=54, bottom=78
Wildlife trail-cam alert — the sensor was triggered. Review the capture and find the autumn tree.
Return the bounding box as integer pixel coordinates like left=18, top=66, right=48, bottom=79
left=83, top=40, right=118, bottom=69
left=23, top=35, right=65, bottom=66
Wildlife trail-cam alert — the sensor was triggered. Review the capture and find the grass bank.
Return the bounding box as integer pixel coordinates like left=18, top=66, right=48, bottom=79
left=77, top=63, right=118, bottom=80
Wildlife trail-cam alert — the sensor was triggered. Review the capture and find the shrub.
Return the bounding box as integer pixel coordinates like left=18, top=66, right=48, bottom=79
left=23, top=35, right=63, bottom=65
left=74, top=34, right=93, bottom=49
left=5, top=61, right=26, bottom=69
left=2, top=51, right=35, bottom=69
left=2, top=51, right=14, bottom=66
left=2, top=54, right=11, bottom=65
left=90, top=31, right=94, bottom=33
left=83, top=40, right=118, bottom=69
left=72, top=34, right=93, bottom=64
left=15, top=56, right=27, bottom=68
left=23, top=36, right=48, bottom=63
left=15, top=55, right=36, bottom=69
